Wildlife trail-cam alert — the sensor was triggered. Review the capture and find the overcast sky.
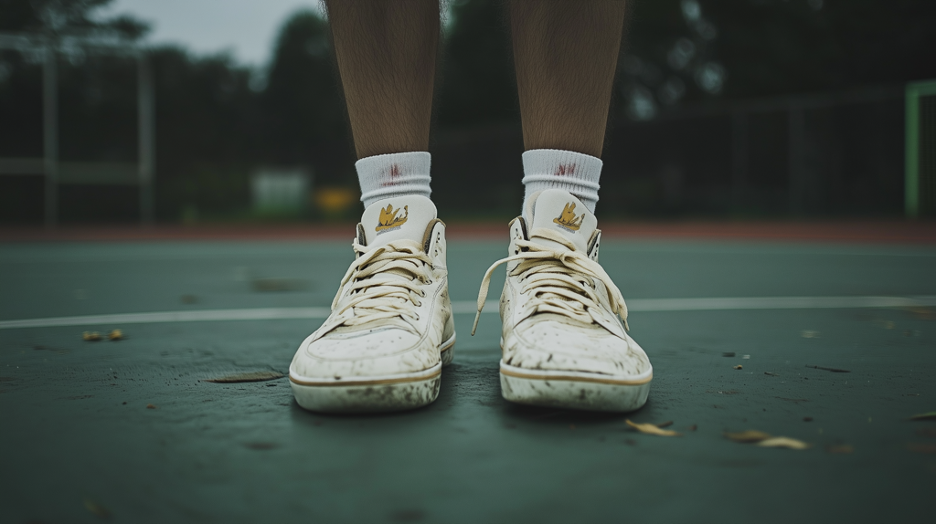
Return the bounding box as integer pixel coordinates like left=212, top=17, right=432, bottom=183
left=96, top=0, right=326, bottom=67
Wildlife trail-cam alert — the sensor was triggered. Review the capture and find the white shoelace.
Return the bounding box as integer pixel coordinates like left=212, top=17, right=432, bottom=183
left=472, top=227, right=629, bottom=335
left=333, top=239, right=433, bottom=328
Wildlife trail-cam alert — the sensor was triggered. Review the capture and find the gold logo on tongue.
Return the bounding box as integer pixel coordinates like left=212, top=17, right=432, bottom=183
left=553, top=202, right=584, bottom=231
left=376, top=204, right=409, bottom=232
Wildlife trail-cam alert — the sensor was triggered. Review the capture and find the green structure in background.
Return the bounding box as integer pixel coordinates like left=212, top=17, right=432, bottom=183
left=906, top=79, right=936, bottom=217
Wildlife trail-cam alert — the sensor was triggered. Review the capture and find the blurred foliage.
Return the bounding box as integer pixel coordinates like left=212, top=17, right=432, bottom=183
left=0, top=0, right=935, bottom=223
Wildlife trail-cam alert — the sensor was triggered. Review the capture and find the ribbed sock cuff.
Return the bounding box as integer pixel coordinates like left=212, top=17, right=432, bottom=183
left=355, top=151, right=432, bottom=209
left=522, top=149, right=602, bottom=216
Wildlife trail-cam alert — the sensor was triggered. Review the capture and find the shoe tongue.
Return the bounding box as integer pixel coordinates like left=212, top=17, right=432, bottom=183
left=361, top=195, right=436, bottom=247
left=528, top=189, right=597, bottom=253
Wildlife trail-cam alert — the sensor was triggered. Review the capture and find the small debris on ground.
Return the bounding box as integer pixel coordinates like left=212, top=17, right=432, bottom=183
left=204, top=371, right=285, bottom=383
left=909, top=411, right=936, bottom=421
left=107, top=329, right=123, bottom=341
left=146, top=404, right=157, bottom=409
left=180, top=294, right=198, bottom=304
left=722, top=352, right=735, bottom=357
left=82, top=331, right=102, bottom=341
left=904, top=306, right=936, bottom=321
left=758, top=437, right=811, bottom=450
left=826, top=444, right=854, bottom=454
left=724, top=430, right=810, bottom=450
left=733, top=365, right=743, bottom=370
left=803, top=416, right=813, bottom=422
left=764, top=372, right=778, bottom=376
left=83, top=499, right=111, bottom=518
left=688, top=424, right=698, bottom=431
left=724, top=430, right=772, bottom=443
left=801, top=330, right=820, bottom=338
left=906, top=443, right=936, bottom=454
left=626, top=419, right=681, bottom=437
left=806, top=365, right=850, bottom=373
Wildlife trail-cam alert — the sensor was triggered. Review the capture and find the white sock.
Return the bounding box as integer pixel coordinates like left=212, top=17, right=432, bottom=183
left=355, top=151, right=432, bottom=209
left=521, top=149, right=602, bottom=220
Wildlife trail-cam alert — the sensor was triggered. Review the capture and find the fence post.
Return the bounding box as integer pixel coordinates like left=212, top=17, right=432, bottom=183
left=731, top=111, right=748, bottom=208
left=788, top=104, right=805, bottom=215
left=138, top=52, right=155, bottom=226
left=43, top=38, right=58, bottom=228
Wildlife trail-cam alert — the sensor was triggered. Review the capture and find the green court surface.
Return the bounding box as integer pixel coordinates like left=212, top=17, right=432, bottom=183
left=2, top=237, right=935, bottom=523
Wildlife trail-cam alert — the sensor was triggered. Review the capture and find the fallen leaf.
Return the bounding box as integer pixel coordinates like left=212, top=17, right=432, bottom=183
left=82, top=331, right=102, bottom=341
left=904, top=306, right=936, bottom=321
left=107, top=329, right=123, bottom=341
left=806, top=365, right=850, bottom=373
left=84, top=499, right=111, bottom=518
left=826, top=444, right=854, bottom=454
left=146, top=404, right=157, bottom=409
left=909, top=411, right=936, bottom=421
left=626, top=419, right=681, bottom=437
left=756, top=437, right=811, bottom=450
left=733, top=365, right=743, bottom=370
left=724, top=430, right=771, bottom=443
left=906, top=443, right=936, bottom=454
left=204, top=371, right=285, bottom=383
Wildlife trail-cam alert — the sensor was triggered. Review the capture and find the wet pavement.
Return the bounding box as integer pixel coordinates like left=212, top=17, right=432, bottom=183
left=1, top=239, right=935, bottom=523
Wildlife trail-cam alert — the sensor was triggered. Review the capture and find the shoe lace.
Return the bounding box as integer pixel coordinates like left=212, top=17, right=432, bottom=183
left=471, top=227, right=629, bottom=335
left=333, top=239, right=433, bottom=327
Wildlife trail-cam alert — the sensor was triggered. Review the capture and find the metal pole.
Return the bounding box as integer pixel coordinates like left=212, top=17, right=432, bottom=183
left=731, top=111, right=748, bottom=208
left=137, top=52, right=155, bottom=225
left=43, top=39, right=58, bottom=227
left=788, top=105, right=805, bottom=215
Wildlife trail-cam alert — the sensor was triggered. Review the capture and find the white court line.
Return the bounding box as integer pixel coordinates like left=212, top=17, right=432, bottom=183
left=2, top=296, right=936, bottom=330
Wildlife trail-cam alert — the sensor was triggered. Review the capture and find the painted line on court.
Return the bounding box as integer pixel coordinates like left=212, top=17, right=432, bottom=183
left=1, top=296, right=935, bottom=330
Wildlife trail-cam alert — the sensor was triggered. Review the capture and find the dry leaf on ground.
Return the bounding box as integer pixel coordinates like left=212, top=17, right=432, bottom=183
left=758, top=437, right=811, bottom=449
left=82, top=331, right=102, bottom=341
left=83, top=499, right=111, bottom=518
left=204, top=371, right=285, bottom=383
left=146, top=404, right=157, bottom=409
left=733, top=365, right=743, bottom=370
left=626, top=419, right=681, bottom=437
left=724, top=430, right=772, bottom=443
left=107, top=329, right=124, bottom=341
left=909, top=411, right=936, bottom=421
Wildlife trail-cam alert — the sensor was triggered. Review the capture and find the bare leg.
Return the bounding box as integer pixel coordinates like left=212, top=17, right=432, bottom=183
left=325, top=0, right=440, bottom=159
left=509, top=0, right=627, bottom=157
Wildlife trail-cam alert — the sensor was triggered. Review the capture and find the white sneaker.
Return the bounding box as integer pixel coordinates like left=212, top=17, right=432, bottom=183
left=473, top=189, right=652, bottom=412
left=289, top=195, right=455, bottom=412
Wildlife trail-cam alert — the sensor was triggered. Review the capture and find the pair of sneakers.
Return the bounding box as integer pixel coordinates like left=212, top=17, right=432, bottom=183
left=288, top=189, right=653, bottom=413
